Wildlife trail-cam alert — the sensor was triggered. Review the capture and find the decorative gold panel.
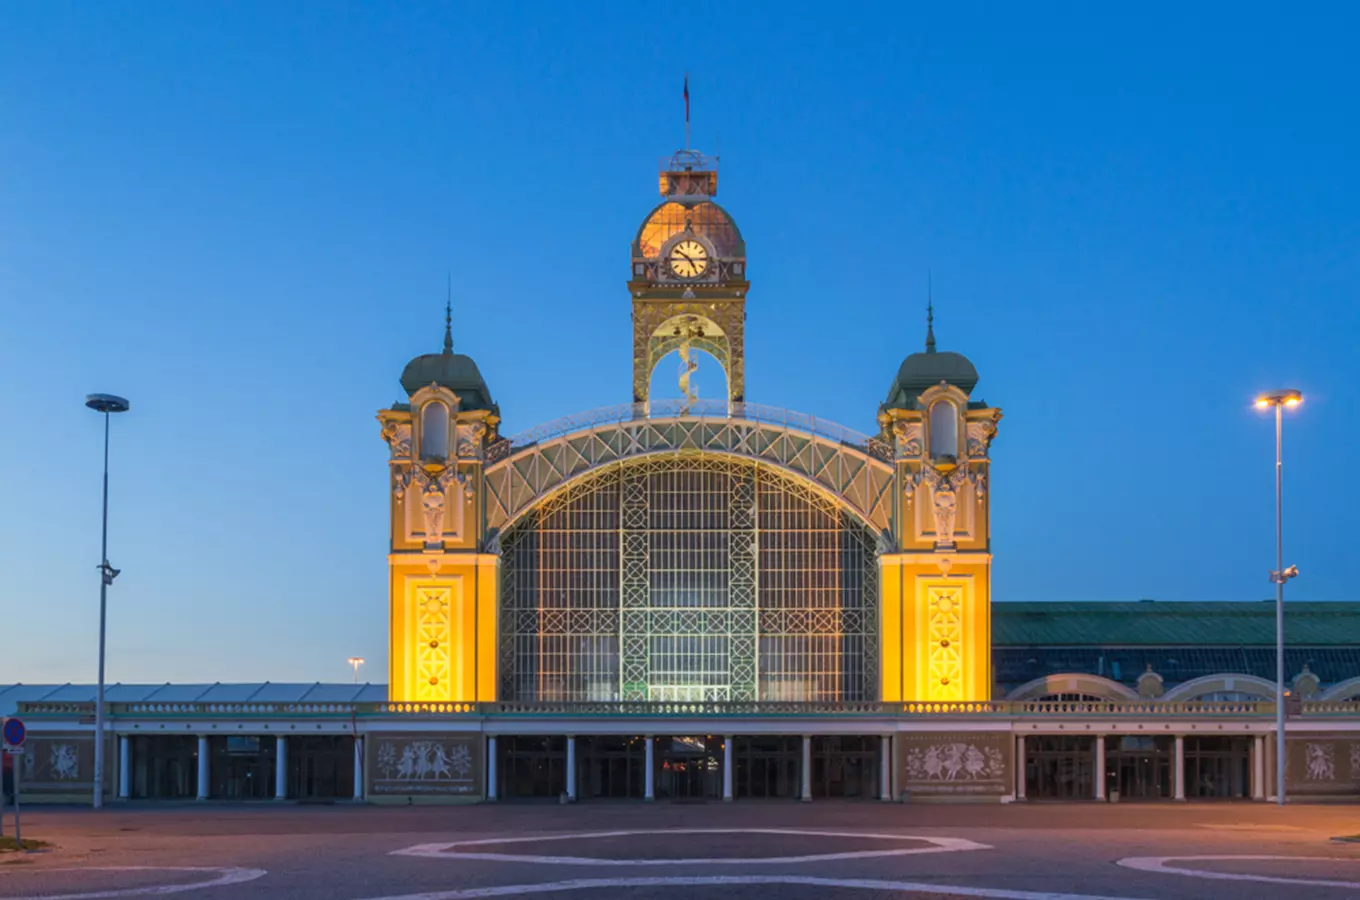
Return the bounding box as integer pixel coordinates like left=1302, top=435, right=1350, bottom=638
left=414, top=586, right=453, bottom=702
left=926, top=584, right=964, bottom=701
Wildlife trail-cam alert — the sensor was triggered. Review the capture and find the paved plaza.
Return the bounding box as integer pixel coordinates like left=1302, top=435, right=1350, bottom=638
left=1, top=803, right=1359, bottom=899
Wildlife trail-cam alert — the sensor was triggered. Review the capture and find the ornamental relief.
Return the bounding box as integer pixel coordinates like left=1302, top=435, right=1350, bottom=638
left=381, top=421, right=412, bottom=459
left=456, top=422, right=487, bottom=459
left=394, top=466, right=470, bottom=546
left=893, top=421, right=923, bottom=459
left=1286, top=737, right=1360, bottom=794
left=965, top=421, right=995, bottom=458
left=898, top=732, right=1010, bottom=796
left=414, top=586, right=453, bottom=700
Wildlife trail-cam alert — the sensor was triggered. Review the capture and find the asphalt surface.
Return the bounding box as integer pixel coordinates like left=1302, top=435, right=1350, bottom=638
left=1, top=801, right=1359, bottom=899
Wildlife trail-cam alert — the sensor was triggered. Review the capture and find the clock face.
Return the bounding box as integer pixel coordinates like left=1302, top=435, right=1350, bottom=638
left=668, top=239, right=709, bottom=278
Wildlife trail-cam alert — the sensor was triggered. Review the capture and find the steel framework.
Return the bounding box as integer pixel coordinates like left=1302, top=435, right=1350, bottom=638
left=484, top=402, right=895, bottom=535
left=499, top=456, right=879, bottom=703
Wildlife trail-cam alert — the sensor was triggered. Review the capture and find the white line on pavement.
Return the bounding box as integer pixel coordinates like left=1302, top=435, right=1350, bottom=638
left=0, top=866, right=267, bottom=900
left=1117, top=855, right=1360, bottom=890
left=391, top=828, right=989, bottom=866
left=359, top=874, right=1152, bottom=900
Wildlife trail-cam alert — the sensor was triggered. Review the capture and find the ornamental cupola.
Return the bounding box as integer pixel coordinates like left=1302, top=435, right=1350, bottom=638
left=398, top=304, right=498, bottom=414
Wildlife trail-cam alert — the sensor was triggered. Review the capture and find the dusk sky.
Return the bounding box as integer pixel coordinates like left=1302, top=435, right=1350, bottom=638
left=2, top=3, right=1356, bottom=685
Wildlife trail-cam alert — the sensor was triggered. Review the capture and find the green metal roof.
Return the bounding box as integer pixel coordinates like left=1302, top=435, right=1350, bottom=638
left=992, top=602, right=1360, bottom=647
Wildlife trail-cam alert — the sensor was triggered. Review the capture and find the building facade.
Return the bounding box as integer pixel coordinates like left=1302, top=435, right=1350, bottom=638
left=7, top=149, right=1360, bottom=805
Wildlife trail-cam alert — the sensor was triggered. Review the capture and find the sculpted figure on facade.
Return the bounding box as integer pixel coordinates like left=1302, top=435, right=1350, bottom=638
left=922, top=466, right=968, bottom=548
left=1305, top=742, right=1336, bottom=781
left=402, top=465, right=463, bottom=544
left=421, top=485, right=447, bottom=542
left=932, top=482, right=959, bottom=547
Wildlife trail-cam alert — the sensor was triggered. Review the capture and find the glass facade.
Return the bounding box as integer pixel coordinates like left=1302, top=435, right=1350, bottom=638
left=500, top=457, right=878, bottom=703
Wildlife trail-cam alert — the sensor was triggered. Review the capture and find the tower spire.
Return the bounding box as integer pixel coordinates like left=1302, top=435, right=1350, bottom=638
left=925, top=271, right=936, bottom=353
left=443, top=272, right=453, bottom=354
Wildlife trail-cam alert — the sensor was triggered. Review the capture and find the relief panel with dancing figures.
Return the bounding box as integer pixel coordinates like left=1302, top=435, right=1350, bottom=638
left=1285, top=734, right=1360, bottom=795
left=898, top=731, right=1012, bottom=797
left=369, top=734, right=482, bottom=796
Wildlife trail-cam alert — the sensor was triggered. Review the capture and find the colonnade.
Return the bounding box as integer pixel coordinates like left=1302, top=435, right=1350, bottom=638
left=114, top=733, right=366, bottom=802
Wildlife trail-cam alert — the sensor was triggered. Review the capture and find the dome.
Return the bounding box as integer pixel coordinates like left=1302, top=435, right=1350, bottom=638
left=634, top=199, right=744, bottom=259
left=399, top=309, right=497, bottom=412
left=883, top=308, right=980, bottom=409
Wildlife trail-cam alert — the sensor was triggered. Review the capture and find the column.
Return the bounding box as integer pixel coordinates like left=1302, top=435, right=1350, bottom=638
left=353, top=736, right=364, bottom=800
left=801, top=735, right=812, bottom=802
left=879, top=735, right=892, bottom=801
left=1174, top=735, right=1186, bottom=801
left=643, top=736, right=655, bottom=802
left=118, top=735, right=131, bottom=800
left=1253, top=734, right=1266, bottom=801
left=196, top=735, right=210, bottom=800
left=486, top=736, right=498, bottom=802
left=723, top=735, right=734, bottom=802
left=1015, top=735, right=1026, bottom=801
left=275, top=736, right=288, bottom=800
left=565, top=735, right=577, bottom=801
left=1094, top=736, right=1106, bottom=801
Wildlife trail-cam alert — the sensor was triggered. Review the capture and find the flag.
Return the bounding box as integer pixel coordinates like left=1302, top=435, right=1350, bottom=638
left=684, top=75, right=690, bottom=123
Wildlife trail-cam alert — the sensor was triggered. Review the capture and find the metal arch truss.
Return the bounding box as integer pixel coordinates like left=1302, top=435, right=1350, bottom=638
left=484, top=413, right=895, bottom=536
left=499, top=456, right=880, bottom=704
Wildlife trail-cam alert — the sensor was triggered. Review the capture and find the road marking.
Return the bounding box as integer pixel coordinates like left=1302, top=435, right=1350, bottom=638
left=392, top=828, right=989, bottom=866
left=1118, top=855, right=1360, bottom=889
left=361, top=874, right=1150, bottom=900
left=0, top=865, right=266, bottom=899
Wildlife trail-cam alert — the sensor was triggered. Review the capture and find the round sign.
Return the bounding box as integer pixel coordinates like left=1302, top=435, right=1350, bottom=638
left=2, top=717, right=25, bottom=748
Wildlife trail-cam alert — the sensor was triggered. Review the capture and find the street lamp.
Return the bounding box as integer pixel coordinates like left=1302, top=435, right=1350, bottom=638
left=85, top=393, right=130, bottom=809
left=347, top=657, right=365, bottom=684
left=1255, top=389, right=1302, bottom=806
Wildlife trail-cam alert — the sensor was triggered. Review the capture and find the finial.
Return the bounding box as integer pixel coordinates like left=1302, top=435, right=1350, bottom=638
left=443, top=273, right=453, bottom=354
left=925, top=271, right=936, bottom=353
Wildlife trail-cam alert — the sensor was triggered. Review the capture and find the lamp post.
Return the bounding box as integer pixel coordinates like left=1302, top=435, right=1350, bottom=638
left=348, top=657, right=365, bottom=684
left=1255, top=389, right=1301, bottom=805
left=85, top=393, right=130, bottom=809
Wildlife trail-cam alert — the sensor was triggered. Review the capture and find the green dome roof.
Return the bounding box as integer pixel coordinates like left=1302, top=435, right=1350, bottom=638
left=883, top=307, right=979, bottom=409
left=398, top=306, right=497, bottom=412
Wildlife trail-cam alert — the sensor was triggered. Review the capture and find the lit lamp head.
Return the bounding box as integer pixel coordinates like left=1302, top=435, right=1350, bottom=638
left=1254, top=389, right=1303, bottom=410
left=85, top=393, right=130, bottom=414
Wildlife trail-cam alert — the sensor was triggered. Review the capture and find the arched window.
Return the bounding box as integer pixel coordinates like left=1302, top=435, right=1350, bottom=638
left=421, top=401, right=449, bottom=460
left=929, top=400, right=958, bottom=459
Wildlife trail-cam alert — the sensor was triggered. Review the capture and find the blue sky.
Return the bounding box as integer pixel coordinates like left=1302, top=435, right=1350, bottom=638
left=1, top=3, right=1356, bottom=684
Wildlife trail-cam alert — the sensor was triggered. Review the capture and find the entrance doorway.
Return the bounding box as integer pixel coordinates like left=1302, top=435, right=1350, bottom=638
left=1025, top=735, right=1094, bottom=799
left=733, top=736, right=800, bottom=799
left=497, top=736, right=566, bottom=799
left=208, top=735, right=277, bottom=800
left=577, top=736, right=646, bottom=799
left=1105, top=736, right=1172, bottom=799
left=1185, top=736, right=1252, bottom=798
left=811, top=735, right=878, bottom=798
left=130, top=735, right=198, bottom=799
left=287, top=736, right=355, bottom=800
left=656, top=735, right=722, bottom=800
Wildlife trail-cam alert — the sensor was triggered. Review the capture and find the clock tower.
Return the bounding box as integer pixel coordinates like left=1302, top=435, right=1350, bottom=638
left=629, top=149, right=748, bottom=410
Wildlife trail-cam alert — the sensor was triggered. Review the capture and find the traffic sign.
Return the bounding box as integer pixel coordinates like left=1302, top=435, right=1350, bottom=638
left=2, top=717, right=25, bottom=749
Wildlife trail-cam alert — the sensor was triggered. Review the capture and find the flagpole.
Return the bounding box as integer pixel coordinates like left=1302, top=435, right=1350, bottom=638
left=684, top=73, right=690, bottom=150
